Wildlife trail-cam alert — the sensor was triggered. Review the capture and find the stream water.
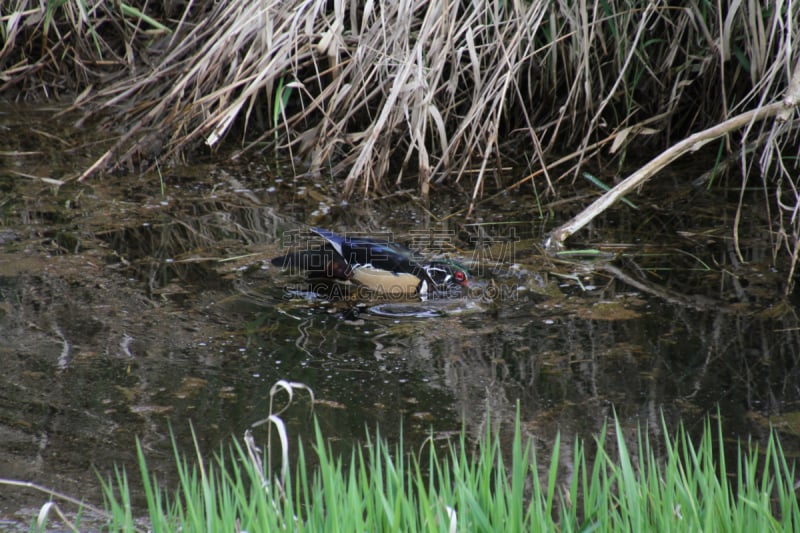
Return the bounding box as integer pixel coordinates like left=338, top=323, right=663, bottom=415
left=2, top=105, right=799, bottom=529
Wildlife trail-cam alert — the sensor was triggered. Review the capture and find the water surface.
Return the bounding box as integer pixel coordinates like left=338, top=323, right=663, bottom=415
left=1, top=105, right=799, bottom=528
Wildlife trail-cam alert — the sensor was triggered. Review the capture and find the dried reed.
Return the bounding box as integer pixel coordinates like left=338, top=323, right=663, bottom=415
left=2, top=1, right=799, bottom=266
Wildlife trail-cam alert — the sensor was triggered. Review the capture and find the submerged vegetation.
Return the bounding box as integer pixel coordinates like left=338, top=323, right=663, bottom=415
left=30, top=411, right=800, bottom=532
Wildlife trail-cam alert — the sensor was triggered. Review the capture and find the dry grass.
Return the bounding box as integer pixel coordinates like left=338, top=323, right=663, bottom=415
left=2, top=1, right=799, bottom=265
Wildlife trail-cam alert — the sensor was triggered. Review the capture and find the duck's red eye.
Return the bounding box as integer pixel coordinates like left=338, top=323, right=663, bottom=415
left=454, top=270, right=467, bottom=284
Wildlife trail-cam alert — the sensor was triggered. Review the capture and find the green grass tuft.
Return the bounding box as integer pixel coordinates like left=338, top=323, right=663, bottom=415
left=77, top=414, right=800, bottom=532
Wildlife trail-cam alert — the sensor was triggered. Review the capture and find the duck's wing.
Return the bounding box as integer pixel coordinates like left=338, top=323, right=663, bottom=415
left=311, top=227, right=436, bottom=285
left=271, top=248, right=352, bottom=280
left=310, top=227, right=347, bottom=257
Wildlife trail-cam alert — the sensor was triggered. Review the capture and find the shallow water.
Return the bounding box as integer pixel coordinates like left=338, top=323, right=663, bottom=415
left=1, top=105, right=799, bottom=528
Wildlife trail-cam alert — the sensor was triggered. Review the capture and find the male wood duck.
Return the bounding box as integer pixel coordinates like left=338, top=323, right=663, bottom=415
left=271, top=227, right=469, bottom=296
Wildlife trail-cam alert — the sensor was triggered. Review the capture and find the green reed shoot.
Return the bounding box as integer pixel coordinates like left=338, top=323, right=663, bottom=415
left=85, top=414, right=800, bottom=532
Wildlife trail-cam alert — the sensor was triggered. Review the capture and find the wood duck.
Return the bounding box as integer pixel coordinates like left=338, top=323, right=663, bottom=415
left=271, top=227, right=469, bottom=296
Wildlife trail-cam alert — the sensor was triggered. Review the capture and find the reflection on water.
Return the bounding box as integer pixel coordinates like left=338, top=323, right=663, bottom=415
left=1, top=107, right=799, bottom=526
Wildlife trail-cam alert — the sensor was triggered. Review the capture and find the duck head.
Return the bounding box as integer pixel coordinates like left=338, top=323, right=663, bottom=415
left=422, top=260, right=470, bottom=292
